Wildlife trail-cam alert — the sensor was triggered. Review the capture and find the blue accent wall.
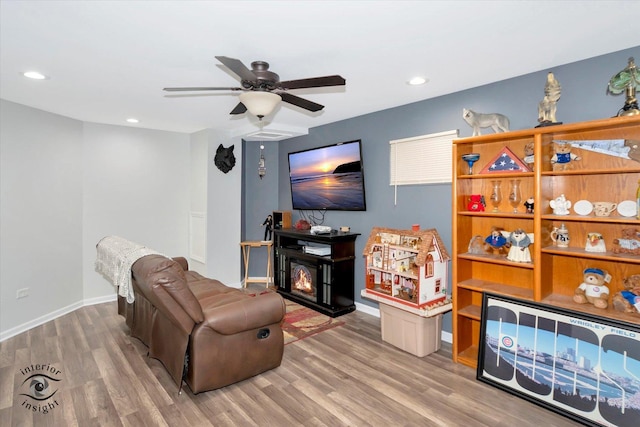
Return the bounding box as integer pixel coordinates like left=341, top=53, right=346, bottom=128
left=243, top=46, right=639, bottom=331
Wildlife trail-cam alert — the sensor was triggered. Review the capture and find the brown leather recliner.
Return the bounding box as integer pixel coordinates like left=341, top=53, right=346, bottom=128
left=117, top=254, right=285, bottom=393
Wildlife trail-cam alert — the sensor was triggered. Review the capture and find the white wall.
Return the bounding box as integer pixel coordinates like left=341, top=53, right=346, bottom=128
left=0, top=99, right=243, bottom=340
left=1, top=100, right=84, bottom=334
left=1, top=101, right=194, bottom=339
left=205, top=131, right=242, bottom=287
left=81, top=122, right=191, bottom=300
left=188, top=130, right=209, bottom=275
left=188, top=129, right=244, bottom=286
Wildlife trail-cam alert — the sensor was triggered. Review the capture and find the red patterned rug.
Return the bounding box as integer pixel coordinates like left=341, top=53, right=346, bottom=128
left=282, top=299, right=345, bottom=345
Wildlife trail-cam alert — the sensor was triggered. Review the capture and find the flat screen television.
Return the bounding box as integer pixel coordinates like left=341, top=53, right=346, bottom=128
left=288, top=139, right=366, bottom=211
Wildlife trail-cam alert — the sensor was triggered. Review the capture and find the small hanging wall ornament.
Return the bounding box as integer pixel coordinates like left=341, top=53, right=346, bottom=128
left=214, top=144, right=236, bottom=174
left=258, top=144, right=266, bottom=179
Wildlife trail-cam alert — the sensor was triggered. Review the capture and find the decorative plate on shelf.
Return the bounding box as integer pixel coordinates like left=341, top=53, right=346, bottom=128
left=617, top=200, right=637, bottom=217
left=573, top=200, right=593, bottom=216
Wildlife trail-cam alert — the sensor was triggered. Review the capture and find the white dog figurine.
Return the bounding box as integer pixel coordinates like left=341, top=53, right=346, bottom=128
left=463, top=108, right=510, bottom=136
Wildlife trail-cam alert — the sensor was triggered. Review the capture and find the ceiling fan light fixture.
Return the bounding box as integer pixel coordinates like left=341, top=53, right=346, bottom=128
left=239, top=91, right=281, bottom=118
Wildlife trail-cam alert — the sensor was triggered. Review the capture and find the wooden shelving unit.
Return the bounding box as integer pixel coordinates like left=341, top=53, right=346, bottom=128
left=452, top=116, right=640, bottom=369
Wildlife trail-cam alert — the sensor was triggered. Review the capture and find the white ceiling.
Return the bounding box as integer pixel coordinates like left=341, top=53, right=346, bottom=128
left=2, top=1, right=640, bottom=137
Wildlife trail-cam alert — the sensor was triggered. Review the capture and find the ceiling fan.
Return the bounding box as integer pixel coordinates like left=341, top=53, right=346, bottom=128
left=163, top=56, right=346, bottom=119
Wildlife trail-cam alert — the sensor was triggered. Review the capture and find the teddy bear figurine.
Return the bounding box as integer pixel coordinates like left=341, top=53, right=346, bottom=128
left=574, top=268, right=611, bottom=309
left=612, top=228, right=640, bottom=255
left=550, top=141, right=581, bottom=171
left=612, top=274, right=640, bottom=314
left=484, top=227, right=510, bottom=255
left=467, top=194, right=486, bottom=212
left=523, top=142, right=535, bottom=171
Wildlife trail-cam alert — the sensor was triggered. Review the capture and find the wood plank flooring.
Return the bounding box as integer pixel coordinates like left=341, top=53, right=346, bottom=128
left=0, top=301, right=582, bottom=426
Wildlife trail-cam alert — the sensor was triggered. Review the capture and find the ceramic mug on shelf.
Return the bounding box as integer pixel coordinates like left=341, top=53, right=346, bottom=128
left=592, top=201, right=617, bottom=217
left=585, top=232, right=606, bottom=253
left=550, top=224, right=570, bottom=248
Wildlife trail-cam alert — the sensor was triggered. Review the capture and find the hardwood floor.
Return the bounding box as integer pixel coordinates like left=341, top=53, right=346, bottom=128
left=0, top=301, right=582, bottom=426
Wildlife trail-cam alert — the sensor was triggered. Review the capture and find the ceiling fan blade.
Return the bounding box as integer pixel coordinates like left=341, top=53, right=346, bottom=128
left=163, top=87, right=242, bottom=92
left=279, top=75, right=346, bottom=90
left=279, top=92, right=324, bottom=112
left=215, top=56, right=257, bottom=82
left=230, top=102, right=247, bottom=115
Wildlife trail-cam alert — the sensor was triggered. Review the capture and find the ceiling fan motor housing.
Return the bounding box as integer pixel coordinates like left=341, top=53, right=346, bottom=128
left=246, top=61, right=279, bottom=91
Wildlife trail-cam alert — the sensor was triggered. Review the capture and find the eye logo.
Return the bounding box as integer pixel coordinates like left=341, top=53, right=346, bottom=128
left=20, top=374, right=60, bottom=401
left=17, top=364, right=62, bottom=415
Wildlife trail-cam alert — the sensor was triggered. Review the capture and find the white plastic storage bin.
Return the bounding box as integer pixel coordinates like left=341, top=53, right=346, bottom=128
left=380, top=303, right=442, bottom=357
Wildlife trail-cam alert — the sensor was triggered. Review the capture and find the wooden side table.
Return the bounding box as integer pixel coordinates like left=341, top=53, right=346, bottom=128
left=240, top=241, right=273, bottom=288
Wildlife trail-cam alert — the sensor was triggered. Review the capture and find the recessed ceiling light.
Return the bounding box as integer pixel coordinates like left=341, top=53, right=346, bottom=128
left=23, top=71, right=48, bottom=80
left=408, top=76, right=428, bottom=86
left=126, top=118, right=140, bottom=123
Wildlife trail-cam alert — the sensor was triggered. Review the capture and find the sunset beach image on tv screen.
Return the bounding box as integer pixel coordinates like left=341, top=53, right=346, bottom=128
left=288, top=140, right=366, bottom=211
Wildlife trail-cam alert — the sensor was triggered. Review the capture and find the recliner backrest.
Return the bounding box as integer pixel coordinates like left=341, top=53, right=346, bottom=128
left=132, top=255, right=205, bottom=328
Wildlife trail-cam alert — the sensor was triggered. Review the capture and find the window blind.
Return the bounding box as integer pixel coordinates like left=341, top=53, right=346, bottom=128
left=389, top=129, right=458, bottom=205
left=389, top=129, right=458, bottom=186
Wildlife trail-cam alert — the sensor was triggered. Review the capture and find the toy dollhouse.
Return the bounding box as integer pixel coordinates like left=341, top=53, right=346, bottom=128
left=362, top=227, right=451, bottom=312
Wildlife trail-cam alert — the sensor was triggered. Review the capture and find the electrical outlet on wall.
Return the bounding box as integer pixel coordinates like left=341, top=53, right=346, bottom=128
left=16, top=288, right=29, bottom=299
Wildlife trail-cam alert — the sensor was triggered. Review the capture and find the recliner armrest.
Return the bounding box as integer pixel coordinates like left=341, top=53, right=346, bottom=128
left=201, top=292, right=285, bottom=335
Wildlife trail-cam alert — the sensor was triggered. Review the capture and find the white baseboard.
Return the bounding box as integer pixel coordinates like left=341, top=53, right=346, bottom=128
left=84, top=293, right=118, bottom=306
left=0, top=294, right=118, bottom=343
left=355, top=301, right=380, bottom=317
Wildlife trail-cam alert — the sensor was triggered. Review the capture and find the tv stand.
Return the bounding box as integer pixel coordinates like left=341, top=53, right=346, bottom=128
left=274, top=228, right=360, bottom=317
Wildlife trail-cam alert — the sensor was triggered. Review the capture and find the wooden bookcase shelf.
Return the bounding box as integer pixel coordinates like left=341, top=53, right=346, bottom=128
left=452, top=115, right=640, bottom=369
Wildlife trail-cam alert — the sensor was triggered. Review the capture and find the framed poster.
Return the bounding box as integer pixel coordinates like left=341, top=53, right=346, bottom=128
left=477, top=293, right=640, bottom=427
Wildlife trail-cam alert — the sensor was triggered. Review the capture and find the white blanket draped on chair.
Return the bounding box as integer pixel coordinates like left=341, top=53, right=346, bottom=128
left=95, top=236, right=164, bottom=303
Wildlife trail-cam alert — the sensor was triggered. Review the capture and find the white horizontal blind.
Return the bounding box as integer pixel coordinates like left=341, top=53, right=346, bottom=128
left=389, top=129, right=458, bottom=186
